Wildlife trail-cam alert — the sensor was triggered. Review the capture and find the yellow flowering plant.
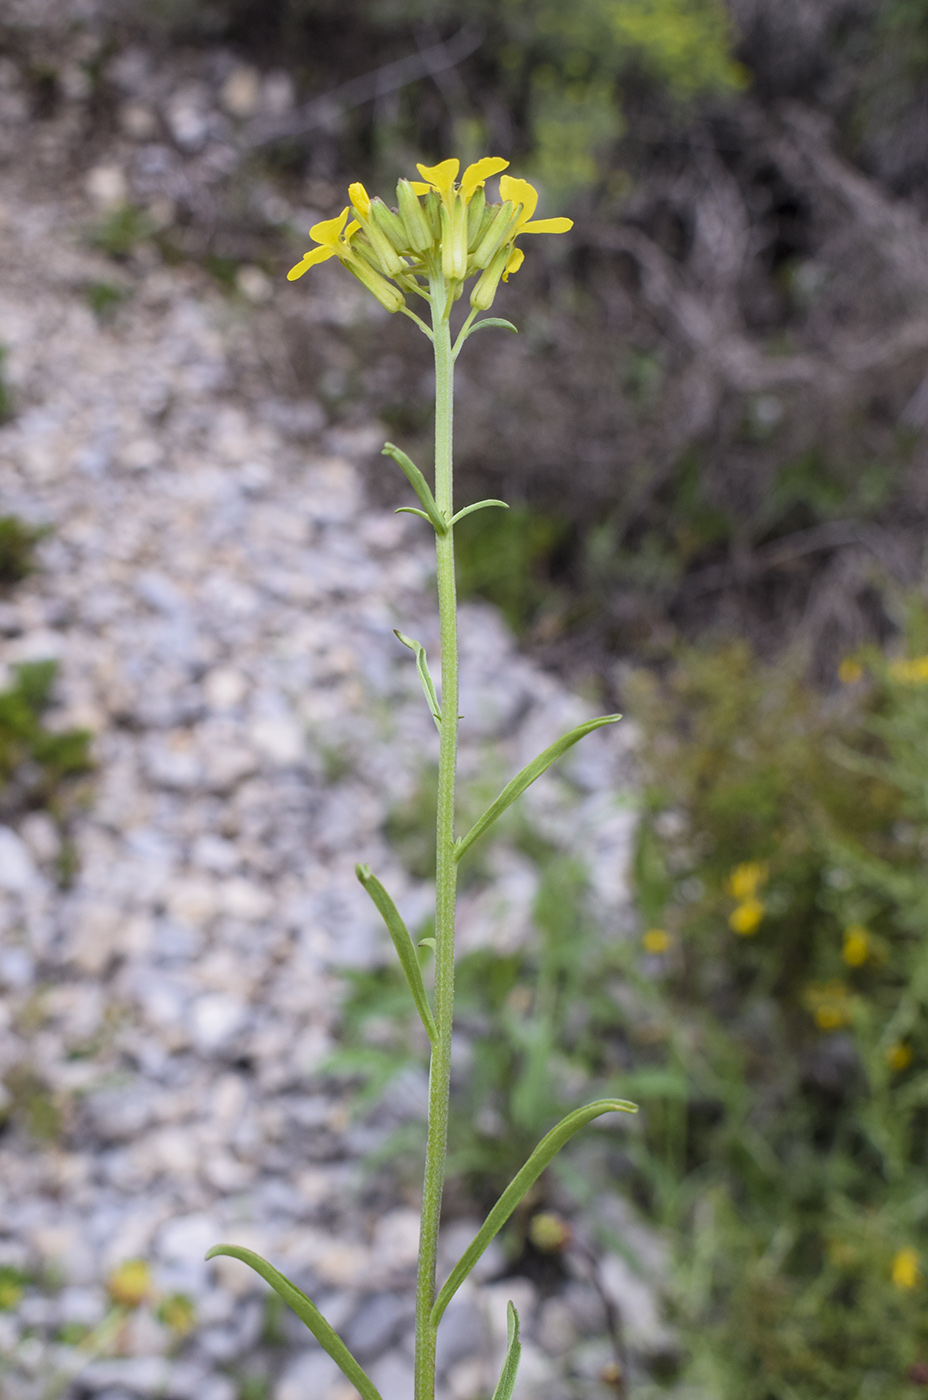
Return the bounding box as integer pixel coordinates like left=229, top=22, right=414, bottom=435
left=208, top=158, right=636, bottom=1400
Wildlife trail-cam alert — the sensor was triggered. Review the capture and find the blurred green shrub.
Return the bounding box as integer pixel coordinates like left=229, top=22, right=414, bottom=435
left=0, top=660, right=93, bottom=837
left=628, top=629, right=928, bottom=1396
left=0, top=516, right=47, bottom=588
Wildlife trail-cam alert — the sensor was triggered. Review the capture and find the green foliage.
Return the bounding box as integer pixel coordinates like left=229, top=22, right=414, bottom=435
left=0, top=1266, right=26, bottom=1311
left=2, top=1063, right=63, bottom=1142
left=337, top=854, right=632, bottom=1199
left=455, top=504, right=569, bottom=633
left=83, top=280, right=130, bottom=322
left=0, top=660, right=94, bottom=803
left=627, top=631, right=928, bottom=1398
left=86, top=205, right=157, bottom=260
left=0, top=515, right=46, bottom=588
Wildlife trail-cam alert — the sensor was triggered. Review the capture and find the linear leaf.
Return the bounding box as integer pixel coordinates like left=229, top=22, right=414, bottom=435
left=492, top=1302, right=522, bottom=1400
left=450, top=499, right=509, bottom=526
left=395, top=506, right=433, bottom=524
left=431, top=1098, right=637, bottom=1326
left=468, top=317, right=518, bottom=337
left=454, top=714, right=621, bottom=862
left=395, top=630, right=442, bottom=731
left=356, top=863, right=438, bottom=1043
left=382, top=442, right=447, bottom=534
left=205, top=1246, right=384, bottom=1400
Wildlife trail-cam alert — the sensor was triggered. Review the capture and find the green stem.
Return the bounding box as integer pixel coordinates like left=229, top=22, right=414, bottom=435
left=414, top=280, right=459, bottom=1400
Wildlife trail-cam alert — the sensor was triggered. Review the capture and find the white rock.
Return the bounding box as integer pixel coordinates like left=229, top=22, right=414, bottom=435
left=0, top=826, right=36, bottom=894
left=84, top=164, right=127, bottom=208
left=220, top=66, right=261, bottom=119
left=191, top=994, right=247, bottom=1051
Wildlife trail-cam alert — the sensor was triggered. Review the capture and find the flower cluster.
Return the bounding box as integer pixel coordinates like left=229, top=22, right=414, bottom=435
left=287, top=157, right=572, bottom=315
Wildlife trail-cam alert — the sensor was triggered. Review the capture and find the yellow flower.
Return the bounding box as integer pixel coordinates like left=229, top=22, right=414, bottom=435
left=889, top=655, right=928, bottom=684
left=842, top=924, right=870, bottom=967
left=887, top=1041, right=914, bottom=1073
left=287, top=208, right=361, bottom=281
left=892, top=1247, right=923, bottom=1290
left=838, top=657, right=863, bottom=685
left=416, top=157, right=510, bottom=208
left=804, top=980, right=853, bottom=1030
left=497, top=173, right=573, bottom=277
left=729, top=898, right=765, bottom=936
left=287, top=158, right=573, bottom=313
left=727, top=861, right=768, bottom=901
left=107, top=1258, right=152, bottom=1309
left=642, top=928, right=672, bottom=954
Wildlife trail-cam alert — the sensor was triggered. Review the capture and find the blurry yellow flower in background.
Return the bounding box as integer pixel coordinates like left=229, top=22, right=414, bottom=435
left=804, top=980, right=853, bottom=1030
left=643, top=927, right=672, bottom=953
left=889, top=655, right=928, bottom=684
left=727, top=861, right=768, bottom=901
left=729, top=897, right=765, bottom=936
left=892, top=1247, right=923, bottom=1290
left=842, top=924, right=870, bottom=967
left=106, top=1258, right=152, bottom=1308
left=887, top=1041, right=914, bottom=1072
left=837, top=657, right=863, bottom=685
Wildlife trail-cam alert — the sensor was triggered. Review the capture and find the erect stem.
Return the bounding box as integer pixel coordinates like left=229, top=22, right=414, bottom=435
left=414, top=277, right=459, bottom=1400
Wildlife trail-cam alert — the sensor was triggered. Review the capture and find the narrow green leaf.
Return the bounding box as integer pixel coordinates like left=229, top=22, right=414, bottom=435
left=205, top=1246, right=384, bottom=1400
left=395, top=630, right=442, bottom=731
left=395, top=506, right=433, bottom=524
left=356, top=863, right=438, bottom=1043
left=382, top=442, right=448, bottom=534
left=431, top=1098, right=637, bottom=1327
left=450, top=499, right=509, bottom=526
left=492, top=1302, right=522, bottom=1400
left=454, top=715, right=622, bottom=863
left=468, top=317, right=518, bottom=337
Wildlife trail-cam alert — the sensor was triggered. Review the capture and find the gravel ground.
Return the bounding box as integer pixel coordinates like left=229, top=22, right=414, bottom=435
left=0, top=13, right=670, bottom=1400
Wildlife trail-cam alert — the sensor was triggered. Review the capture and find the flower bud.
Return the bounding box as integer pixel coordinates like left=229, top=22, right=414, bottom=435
left=396, top=180, right=433, bottom=253
left=423, top=191, right=442, bottom=239
left=440, top=199, right=469, bottom=281
left=344, top=254, right=406, bottom=312
left=469, top=243, right=510, bottom=310
left=467, top=188, right=486, bottom=242
left=472, top=201, right=516, bottom=269
left=369, top=198, right=410, bottom=254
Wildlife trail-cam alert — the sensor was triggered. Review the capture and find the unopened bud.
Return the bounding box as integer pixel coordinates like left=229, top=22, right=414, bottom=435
left=469, top=199, right=495, bottom=252
left=397, top=180, right=433, bottom=253
left=364, top=220, right=404, bottom=278
left=369, top=198, right=409, bottom=254
left=469, top=243, right=510, bottom=310
left=423, top=191, right=442, bottom=239
left=440, top=199, right=469, bottom=281
left=472, top=201, right=516, bottom=269
left=345, top=254, right=406, bottom=312
left=467, top=188, right=486, bottom=242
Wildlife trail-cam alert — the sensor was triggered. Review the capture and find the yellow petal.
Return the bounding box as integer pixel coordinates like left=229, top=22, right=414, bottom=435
left=309, top=207, right=350, bottom=248
left=287, top=245, right=338, bottom=279
left=344, top=220, right=361, bottom=243
left=409, top=181, right=432, bottom=195
left=460, top=156, right=509, bottom=202
left=499, top=175, right=538, bottom=223
left=348, top=182, right=371, bottom=218
left=521, top=216, right=573, bottom=234
left=416, top=158, right=460, bottom=198
left=502, top=246, right=524, bottom=280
